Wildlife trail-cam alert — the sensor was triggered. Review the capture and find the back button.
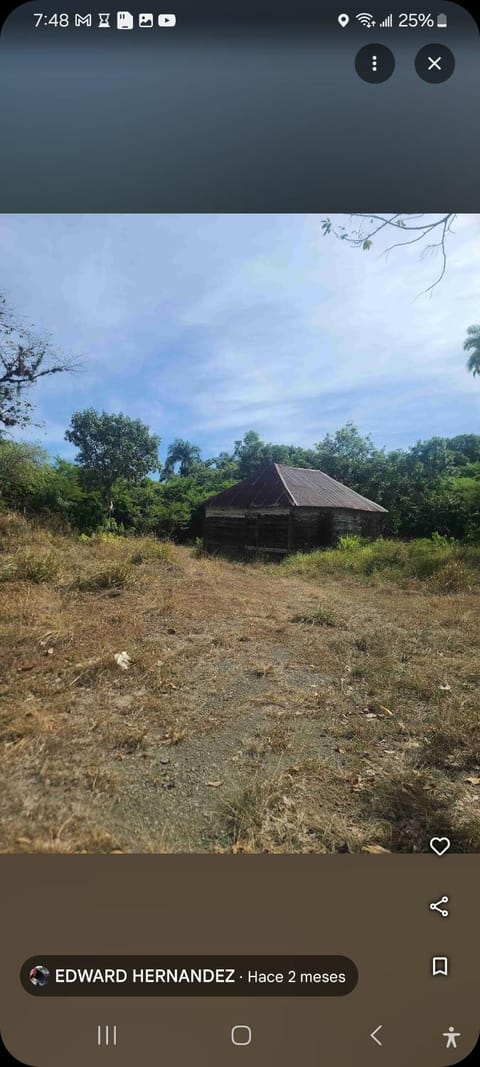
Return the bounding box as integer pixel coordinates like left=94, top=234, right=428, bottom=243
left=370, top=1024, right=383, bottom=1046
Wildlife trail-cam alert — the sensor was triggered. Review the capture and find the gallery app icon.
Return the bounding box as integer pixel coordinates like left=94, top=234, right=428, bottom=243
left=158, top=14, right=176, bottom=27
left=116, top=11, right=134, bottom=30
left=139, top=13, right=153, bottom=27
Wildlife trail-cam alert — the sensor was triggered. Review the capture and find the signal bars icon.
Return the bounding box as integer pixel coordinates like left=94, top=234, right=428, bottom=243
left=379, top=14, right=393, bottom=27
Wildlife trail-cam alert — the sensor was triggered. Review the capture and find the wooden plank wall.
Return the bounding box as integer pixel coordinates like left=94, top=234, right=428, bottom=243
left=204, top=506, right=385, bottom=554
left=292, top=507, right=329, bottom=551
left=204, top=507, right=290, bottom=554
left=332, top=508, right=363, bottom=538
left=332, top=509, right=385, bottom=540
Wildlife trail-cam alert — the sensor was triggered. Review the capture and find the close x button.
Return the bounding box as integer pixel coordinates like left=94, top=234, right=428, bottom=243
left=415, top=44, right=455, bottom=83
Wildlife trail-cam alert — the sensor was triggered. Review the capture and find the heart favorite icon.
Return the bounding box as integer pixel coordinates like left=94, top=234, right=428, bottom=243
left=429, top=837, right=451, bottom=856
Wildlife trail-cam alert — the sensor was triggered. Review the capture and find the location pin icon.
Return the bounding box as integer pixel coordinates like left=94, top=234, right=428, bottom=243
left=338, top=14, right=350, bottom=27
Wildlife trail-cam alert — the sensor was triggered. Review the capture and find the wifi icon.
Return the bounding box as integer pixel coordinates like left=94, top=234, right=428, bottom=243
left=356, top=12, right=376, bottom=27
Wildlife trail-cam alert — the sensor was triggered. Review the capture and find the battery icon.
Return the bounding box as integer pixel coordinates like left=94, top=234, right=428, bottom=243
left=437, top=13, right=448, bottom=27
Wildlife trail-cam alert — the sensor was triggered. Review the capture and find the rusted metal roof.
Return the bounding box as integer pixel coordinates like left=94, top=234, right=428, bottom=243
left=276, top=465, right=387, bottom=512
left=205, top=464, right=387, bottom=513
left=205, top=465, right=291, bottom=508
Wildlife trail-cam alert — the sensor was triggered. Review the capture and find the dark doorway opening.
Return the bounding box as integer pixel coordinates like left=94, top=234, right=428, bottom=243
left=317, top=513, right=333, bottom=546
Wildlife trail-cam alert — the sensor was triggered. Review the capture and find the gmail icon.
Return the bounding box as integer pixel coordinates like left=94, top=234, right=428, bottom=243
left=75, top=13, right=92, bottom=25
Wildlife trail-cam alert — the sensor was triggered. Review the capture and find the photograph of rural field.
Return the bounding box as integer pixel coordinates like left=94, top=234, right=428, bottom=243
left=1, top=213, right=479, bottom=854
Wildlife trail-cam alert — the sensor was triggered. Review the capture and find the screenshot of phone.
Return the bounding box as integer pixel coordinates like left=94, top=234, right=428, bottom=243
left=0, top=2, right=479, bottom=1064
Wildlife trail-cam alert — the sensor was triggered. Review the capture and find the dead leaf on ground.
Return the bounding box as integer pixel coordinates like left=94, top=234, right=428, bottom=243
left=254, top=664, right=274, bottom=677
left=114, top=651, right=131, bottom=671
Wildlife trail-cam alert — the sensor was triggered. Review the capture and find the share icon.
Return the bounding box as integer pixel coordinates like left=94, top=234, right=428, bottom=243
left=430, top=896, right=449, bottom=917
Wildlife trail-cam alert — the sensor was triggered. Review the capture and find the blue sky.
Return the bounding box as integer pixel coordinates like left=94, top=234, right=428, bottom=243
left=1, top=213, right=479, bottom=465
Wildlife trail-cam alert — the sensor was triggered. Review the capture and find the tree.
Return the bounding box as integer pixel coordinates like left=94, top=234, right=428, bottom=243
left=162, top=438, right=202, bottom=479
left=233, top=430, right=299, bottom=478
left=463, top=325, right=480, bottom=378
left=233, top=431, right=269, bottom=477
left=320, top=214, right=458, bottom=294
left=314, top=422, right=379, bottom=489
left=65, top=409, right=161, bottom=501
left=0, top=440, right=50, bottom=511
left=206, top=451, right=239, bottom=479
left=0, top=294, right=78, bottom=431
left=448, top=434, right=480, bottom=464
left=4, top=421, right=480, bottom=542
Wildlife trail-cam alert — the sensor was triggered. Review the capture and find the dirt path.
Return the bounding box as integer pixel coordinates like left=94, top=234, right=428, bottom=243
left=99, top=558, right=345, bottom=850
left=2, top=542, right=479, bottom=853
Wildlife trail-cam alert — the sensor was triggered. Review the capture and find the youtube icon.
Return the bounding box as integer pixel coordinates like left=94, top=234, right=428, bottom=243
left=158, top=14, right=176, bottom=26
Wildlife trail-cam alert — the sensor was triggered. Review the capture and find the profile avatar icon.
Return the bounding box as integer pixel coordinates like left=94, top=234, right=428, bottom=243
left=29, top=964, right=50, bottom=987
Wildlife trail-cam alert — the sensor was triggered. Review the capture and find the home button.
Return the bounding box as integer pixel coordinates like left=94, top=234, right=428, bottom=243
left=231, top=1025, right=252, bottom=1046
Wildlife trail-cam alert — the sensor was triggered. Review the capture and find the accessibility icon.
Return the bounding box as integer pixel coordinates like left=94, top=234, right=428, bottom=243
left=443, top=1027, right=461, bottom=1050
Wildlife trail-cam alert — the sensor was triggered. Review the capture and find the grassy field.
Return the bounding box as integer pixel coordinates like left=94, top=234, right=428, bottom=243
left=1, top=513, right=479, bottom=854
left=277, top=534, right=480, bottom=592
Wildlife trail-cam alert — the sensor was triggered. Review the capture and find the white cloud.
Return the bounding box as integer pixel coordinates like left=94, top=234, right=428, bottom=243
left=1, top=213, right=479, bottom=454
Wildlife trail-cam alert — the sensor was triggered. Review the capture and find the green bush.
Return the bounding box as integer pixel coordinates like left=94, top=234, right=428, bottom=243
left=279, top=535, right=480, bottom=591
left=337, top=535, right=364, bottom=551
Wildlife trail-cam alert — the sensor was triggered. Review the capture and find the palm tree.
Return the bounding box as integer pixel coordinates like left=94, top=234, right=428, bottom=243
left=162, top=438, right=202, bottom=478
left=464, top=325, right=480, bottom=378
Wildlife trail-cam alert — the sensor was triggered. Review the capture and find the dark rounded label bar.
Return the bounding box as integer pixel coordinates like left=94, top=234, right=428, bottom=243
left=22, top=956, right=357, bottom=996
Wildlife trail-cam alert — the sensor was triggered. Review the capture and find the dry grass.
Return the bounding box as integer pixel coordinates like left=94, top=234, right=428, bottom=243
left=0, top=514, right=479, bottom=853
left=73, top=560, right=135, bottom=592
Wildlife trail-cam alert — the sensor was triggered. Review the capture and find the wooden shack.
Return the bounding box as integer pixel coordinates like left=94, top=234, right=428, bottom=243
left=203, top=463, right=387, bottom=556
